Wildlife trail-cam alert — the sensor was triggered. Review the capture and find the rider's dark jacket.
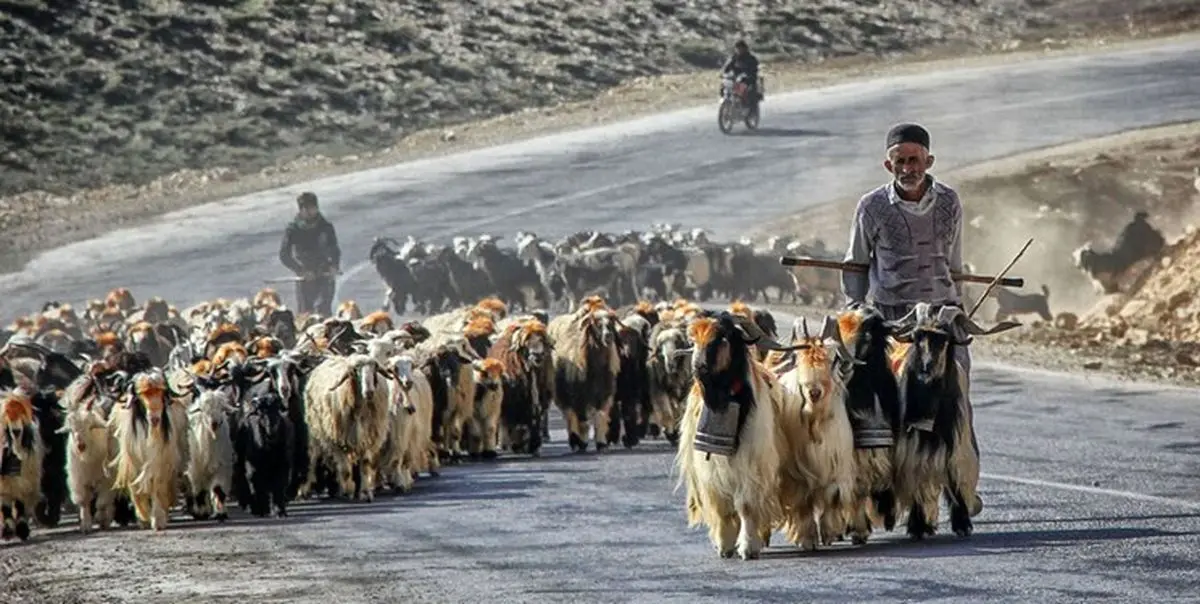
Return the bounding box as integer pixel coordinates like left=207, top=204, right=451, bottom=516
left=722, top=52, right=760, bottom=80
left=279, top=212, right=341, bottom=275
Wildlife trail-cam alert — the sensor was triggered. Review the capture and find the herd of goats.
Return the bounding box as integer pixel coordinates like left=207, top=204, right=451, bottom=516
left=366, top=224, right=846, bottom=315
left=0, top=223, right=1040, bottom=561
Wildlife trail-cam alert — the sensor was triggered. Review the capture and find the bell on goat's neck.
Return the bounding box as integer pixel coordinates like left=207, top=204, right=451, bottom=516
left=694, top=400, right=741, bottom=457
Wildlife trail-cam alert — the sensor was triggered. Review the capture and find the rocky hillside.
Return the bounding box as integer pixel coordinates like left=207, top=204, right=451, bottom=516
left=981, top=122, right=1200, bottom=383
left=0, top=0, right=1057, bottom=198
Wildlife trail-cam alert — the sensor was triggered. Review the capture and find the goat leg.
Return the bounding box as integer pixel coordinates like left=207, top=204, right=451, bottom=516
left=1, top=503, right=13, bottom=540
left=212, top=485, right=228, bottom=522
left=13, top=500, right=30, bottom=541
left=272, top=471, right=289, bottom=518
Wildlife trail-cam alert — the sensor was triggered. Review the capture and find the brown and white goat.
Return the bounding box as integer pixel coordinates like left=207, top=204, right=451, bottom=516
left=108, top=369, right=189, bottom=531
left=773, top=316, right=857, bottom=551
left=646, top=318, right=693, bottom=446
left=488, top=319, right=553, bottom=456
left=547, top=297, right=621, bottom=453
left=466, top=358, right=505, bottom=459
left=413, top=334, right=477, bottom=461
left=888, top=303, right=1018, bottom=540
left=0, top=390, right=44, bottom=541
left=674, top=312, right=801, bottom=560
left=125, top=321, right=173, bottom=368
left=336, top=300, right=364, bottom=321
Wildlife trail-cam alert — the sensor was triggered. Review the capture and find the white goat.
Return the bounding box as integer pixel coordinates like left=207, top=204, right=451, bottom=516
left=60, top=398, right=118, bottom=533
left=183, top=376, right=238, bottom=521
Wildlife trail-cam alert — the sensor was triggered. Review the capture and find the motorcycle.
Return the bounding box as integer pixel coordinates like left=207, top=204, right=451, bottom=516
left=718, top=72, right=760, bottom=134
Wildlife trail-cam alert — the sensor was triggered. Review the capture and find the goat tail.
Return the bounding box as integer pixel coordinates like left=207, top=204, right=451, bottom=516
left=1040, top=284, right=1050, bottom=299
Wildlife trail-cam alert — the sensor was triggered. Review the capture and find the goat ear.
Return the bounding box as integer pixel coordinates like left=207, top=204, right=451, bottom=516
left=818, top=315, right=840, bottom=343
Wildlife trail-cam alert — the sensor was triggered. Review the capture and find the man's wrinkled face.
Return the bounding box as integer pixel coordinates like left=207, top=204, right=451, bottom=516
left=884, top=142, right=935, bottom=195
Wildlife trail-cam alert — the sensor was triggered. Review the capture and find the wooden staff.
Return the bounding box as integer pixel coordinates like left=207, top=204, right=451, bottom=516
left=778, top=256, right=1025, bottom=288
left=966, top=237, right=1035, bottom=319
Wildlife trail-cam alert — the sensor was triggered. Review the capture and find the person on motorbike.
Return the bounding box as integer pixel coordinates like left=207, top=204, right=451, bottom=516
left=721, top=40, right=762, bottom=107
left=279, top=191, right=342, bottom=316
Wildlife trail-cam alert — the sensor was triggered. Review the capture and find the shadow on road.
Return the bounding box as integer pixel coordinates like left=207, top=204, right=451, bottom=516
left=759, top=526, right=1195, bottom=560
left=977, top=512, right=1200, bottom=526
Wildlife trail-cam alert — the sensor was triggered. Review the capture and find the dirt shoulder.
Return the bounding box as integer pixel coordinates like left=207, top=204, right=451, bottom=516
left=770, top=120, right=1200, bottom=388
left=1, top=1, right=1198, bottom=273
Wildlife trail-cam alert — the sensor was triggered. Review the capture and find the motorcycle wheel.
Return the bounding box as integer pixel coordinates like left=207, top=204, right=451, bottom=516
left=718, top=99, right=736, bottom=134
left=744, top=104, right=760, bottom=130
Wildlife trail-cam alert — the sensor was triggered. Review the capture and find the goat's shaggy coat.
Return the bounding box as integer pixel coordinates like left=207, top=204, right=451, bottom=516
left=61, top=399, right=118, bottom=533
left=837, top=306, right=903, bottom=544
left=183, top=378, right=237, bottom=521
left=235, top=371, right=295, bottom=518
left=413, top=336, right=476, bottom=460
left=774, top=317, right=857, bottom=552
left=646, top=319, right=693, bottom=446
left=487, top=319, right=552, bottom=455
left=467, top=358, right=505, bottom=459
left=397, top=355, right=439, bottom=480
left=108, top=370, right=189, bottom=531
left=1, top=390, right=45, bottom=541
left=547, top=297, right=622, bottom=452
left=610, top=313, right=652, bottom=448
left=379, top=354, right=437, bottom=492
left=886, top=303, right=1016, bottom=540
left=303, top=353, right=392, bottom=501
left=674, top=313, right=793, bottom=560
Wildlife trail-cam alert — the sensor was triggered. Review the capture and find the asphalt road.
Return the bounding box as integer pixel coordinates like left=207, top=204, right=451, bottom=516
left=4, top=37, right=1200, bottom=603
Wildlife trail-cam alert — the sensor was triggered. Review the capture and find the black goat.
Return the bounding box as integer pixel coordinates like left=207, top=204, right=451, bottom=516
left=836, top=304, right=903, bottom=544
left=1073, top=211, right=1166, bottom=294
left=887, top=303, right=1018, bottom=541
left=992, top=284, right=1052, bottom=322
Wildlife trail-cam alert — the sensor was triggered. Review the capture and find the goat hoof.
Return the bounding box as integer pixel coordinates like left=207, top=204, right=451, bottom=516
left=1, top=524, right=13, bottom=540
left=481, top=450, right=498, bottom=460
left=719, top=548, right=736, bottom=559
left=595, top=442, right=608, bottom=452
left=851, top=534, right=869, bottom=546
left=215, top=512, right=228, bottom=523
left=14, top=521, right=30, bottom=542
left=737, top=547, right=760, bottom=561
left=622, top=435, right=639, bottom=449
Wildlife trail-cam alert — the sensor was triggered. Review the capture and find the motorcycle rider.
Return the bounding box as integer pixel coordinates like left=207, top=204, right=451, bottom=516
left=721, top=40, right=762, bottom=106
left=278, top=191, right=341, bottom=316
